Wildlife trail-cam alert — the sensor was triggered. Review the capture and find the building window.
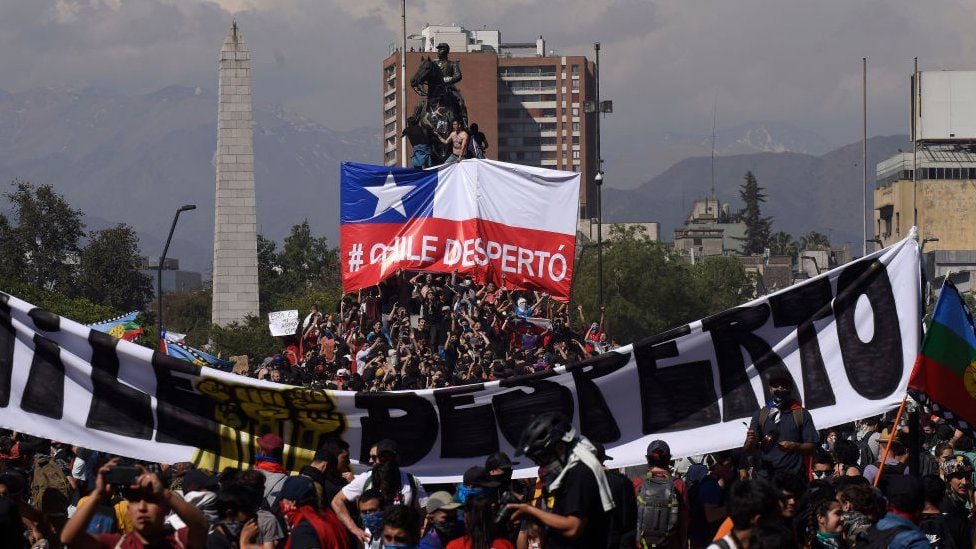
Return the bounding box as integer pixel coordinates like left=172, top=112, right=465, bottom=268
left=572, top=150, right=580, bottom=159
left=571, top=122, right=580, bottom=132
left=572, top=136, right=580, bottom=145
left=571, top=107, right=579, bottom=116
left=571, top=65, right=580, bottom=76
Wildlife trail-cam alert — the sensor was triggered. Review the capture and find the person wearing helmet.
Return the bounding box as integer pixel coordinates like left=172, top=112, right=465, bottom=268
left=504, top=413, right=614, bottom=549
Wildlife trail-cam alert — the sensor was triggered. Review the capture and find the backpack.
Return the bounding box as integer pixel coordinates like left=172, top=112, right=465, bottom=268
left=684, top=456, right=710, bottom=485
left=31, top=456, right=72, bottom=518
left=636, top=474, right=680, bottom=548
left=855, top=433, right=875, bottom=469
left=363, top=472, right=421, bottom=508
left=857, top=524, right=910, bottom=549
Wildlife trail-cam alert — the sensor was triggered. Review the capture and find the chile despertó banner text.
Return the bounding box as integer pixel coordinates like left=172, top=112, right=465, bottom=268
left=0, top=237, right=919, bottom=482
left=339, top=159, right=581, bottom=301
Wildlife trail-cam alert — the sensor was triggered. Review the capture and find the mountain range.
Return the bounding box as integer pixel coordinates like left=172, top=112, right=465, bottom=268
left=603, top=134, right=910, bottom=249
left=0, top=85, right=376, bottom=275
left=0, top=85, right=908, bottom=277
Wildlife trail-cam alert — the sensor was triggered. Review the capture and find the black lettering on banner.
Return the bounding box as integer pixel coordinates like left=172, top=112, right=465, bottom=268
left=152, top=352, right=220, bottom=452
left=356, top=391, right=438, bottom=466
left=85, top=330, right=153, bottom=439
left=567, top=351, right=630, bottom=443
left=768, top=277, right=836, bottom=409
left=434, top=384, right=499, bottom=458
left=633, top=325, right=721, bottom=434
left=28, top=308, right=60, bottom=333
left=494, top=372, right=574, bottom=448
left=702, top=304, right=788, bottom=421
left=21, top=335, right=64, bottom=419
left=834, top=259, right=903, bottom=399
left=0, top=294, right=14, bottom=407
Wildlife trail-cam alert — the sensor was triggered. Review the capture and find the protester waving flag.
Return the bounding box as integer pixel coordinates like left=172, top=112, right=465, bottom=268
left=909, top=281, right=976, bottom=438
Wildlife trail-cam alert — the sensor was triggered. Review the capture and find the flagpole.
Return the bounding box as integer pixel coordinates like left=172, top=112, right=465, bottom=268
left=874, top=393, right=909, bottom=486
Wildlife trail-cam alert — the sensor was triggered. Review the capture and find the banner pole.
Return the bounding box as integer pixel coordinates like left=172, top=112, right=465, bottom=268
left=874, top=393, right=909, bottom=486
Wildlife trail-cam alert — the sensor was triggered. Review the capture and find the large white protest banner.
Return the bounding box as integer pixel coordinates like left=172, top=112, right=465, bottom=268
left=0, top=236, right=920, bottom=482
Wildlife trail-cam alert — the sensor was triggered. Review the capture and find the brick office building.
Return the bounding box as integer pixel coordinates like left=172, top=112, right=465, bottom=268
left=382, top=25, right=598, bottom=218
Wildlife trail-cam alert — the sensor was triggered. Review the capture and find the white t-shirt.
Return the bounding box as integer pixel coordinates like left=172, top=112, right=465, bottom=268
left=341, top=470, right=428, bottom=508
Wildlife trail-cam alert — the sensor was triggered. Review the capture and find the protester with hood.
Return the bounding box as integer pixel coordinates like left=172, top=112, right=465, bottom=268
left=742, top=366, right=819, bottom=480
left=278, top=476, right=349, bottom=549
left=253, top=433, right=288, bottom=509
left=872, top=475, right=931, bottom=548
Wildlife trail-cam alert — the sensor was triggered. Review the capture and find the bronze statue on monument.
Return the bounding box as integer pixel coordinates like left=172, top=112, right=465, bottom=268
left=410, top=42, right=469, bottom=164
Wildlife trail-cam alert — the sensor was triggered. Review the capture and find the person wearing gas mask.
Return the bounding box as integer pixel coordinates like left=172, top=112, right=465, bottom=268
left=742, top=367, right=819, bottom=480
left=504, top=413, right=615, bottom=549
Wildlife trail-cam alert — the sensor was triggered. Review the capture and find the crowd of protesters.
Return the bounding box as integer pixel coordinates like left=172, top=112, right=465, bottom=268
left=1, top=368, right=974, bottom=548
left=242, top=272, right=616, bottom=392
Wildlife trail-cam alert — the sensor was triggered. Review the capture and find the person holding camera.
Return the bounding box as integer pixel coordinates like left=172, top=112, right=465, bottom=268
left=60, top=458, right=208, bottom=548
left=742, top=367, right=819, bottom=480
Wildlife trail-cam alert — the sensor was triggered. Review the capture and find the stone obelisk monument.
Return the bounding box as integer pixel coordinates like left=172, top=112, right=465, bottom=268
left=212, top=21, right=260, bottom=326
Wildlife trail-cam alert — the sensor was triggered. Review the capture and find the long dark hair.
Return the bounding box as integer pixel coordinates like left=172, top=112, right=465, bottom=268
left=371, top=460, right=402, bottom=508
left=463, top=495, right=498, bottom=549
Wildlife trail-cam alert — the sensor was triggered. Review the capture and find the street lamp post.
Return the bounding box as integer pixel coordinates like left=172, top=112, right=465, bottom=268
left=594, top=42, right=603, bottom=309
left=157, top=204, right=196, bottom=345
left=595, top=171, right=604, bottom=308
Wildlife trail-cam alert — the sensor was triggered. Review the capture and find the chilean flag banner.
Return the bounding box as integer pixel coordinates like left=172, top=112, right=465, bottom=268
left=340, top=159, right=581, bottom=301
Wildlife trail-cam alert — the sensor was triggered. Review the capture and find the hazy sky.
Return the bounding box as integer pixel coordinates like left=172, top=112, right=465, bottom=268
left=3, top=0, right=976, bottom=185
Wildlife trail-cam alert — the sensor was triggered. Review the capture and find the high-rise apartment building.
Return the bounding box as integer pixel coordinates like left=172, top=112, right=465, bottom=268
left=383, top=25, right=598, bottom=218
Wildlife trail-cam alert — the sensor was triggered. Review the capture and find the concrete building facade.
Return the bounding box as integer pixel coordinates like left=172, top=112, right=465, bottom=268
left=383, top=24, right=598, bottom=218
left=874, top=148, right=976, bottom=250
left=212, top=21, right=260, bottom=326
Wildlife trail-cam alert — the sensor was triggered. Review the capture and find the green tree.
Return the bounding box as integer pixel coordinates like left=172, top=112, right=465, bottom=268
left=210, top=314, right=280, bottom=360
left=1, top=281, right=119, bottom=324
left=3, top=181, right=85, bottom=293
left=77, top=224, right=153, bottom=311
left=769, top=231, right=797, bottom=257
left=573, top=226, right=755, bottom=344
left=257, top=220, right=341, bottom=314
left=690, top=256, right=757, bottom=313
left=737, top=172, right=772, bottom=255
left=798, top=230, right=831, bottom=251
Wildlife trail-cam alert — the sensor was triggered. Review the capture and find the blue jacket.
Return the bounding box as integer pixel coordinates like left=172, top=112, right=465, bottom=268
left=876, top=512, right=932, bottom=549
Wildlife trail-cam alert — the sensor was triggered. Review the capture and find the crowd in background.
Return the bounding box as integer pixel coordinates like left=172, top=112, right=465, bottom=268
left=0, top=403, right=974, bottom=548
left=244, top=272, right=615, bottom=391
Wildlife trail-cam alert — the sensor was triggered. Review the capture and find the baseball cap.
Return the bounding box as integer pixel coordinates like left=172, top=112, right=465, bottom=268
left=257, top=433, right=284, bottom=452
left=485, top=452, right=519, bottom=471
left=280, top=476, right=316, bottom=502
left=336, top=368, right=349, bottom=378
left=425, top=491, right=462, bottom=514
left=646, top=440, right=671, bottom=460
left=463, top=466, right=501, bottom=488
